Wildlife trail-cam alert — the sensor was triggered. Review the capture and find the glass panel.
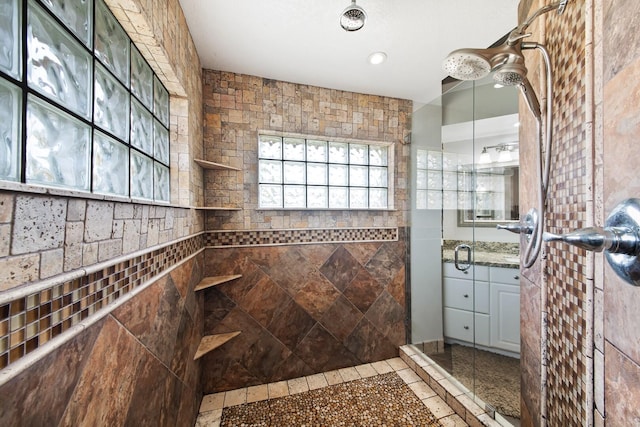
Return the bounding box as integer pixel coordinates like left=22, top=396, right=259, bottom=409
left=283, top=137, right=305, bottom=161
left=442, top=152, right=458, bottom=171
left=369, top=145, right=387, bottom=166
left=154, top=162, right=169, bottom=202
left=328, top=164, right=348, bottom=186
left=27, top=1, right=92, bottom=119
left=41, top=0, right=92, bottom=47
left=416, top=169, right=427, bottom=190
left=258, top=160, right=282, bottom=184
left=94, top=63, right=129, bottom=141
left=427, top=190, right=442, bottom=210
left=427, top=150, right=442, bottom=169
left=283, top=185, right=305, bottom=208
left=416, top=149, right=428, bottom=170
left=307, top=140, right=327, bottom=162
left=369, top=166, right=387, bottom=187
left=307, top=186, right=328, bottom=209
left=259, top=184, right=282, bottom=208
left=349, top=187, right=368, bottom=208
left=329, top=187, right=348, bottom=209
left=328, top=141, right=347, bottom=163
left=283, top=161, right=305, bottom=184
left=130, top=97, right=152, bottom=154
left=443, top=190, right=457, bottom=210
left=427, top=171, right=442, bottom=190
left=154, top=119, right=169, bottom=164
left=349, top=165, right=368, bottom=187
left=0, top=78, right=22, bottom=181
left=130, top=46, right=153, bottom=109
left=153, top=75, right=169, bottom=126
left=93, top=131, right=128, bottom=196
left=416, top=189, right=427, bottom=210
left=443, top=171, right=458, bottom=191
left=307, top=163, right=327, bottom=186
left=258, top=135, right=282, bottom=159
left=26, top=95, right=90, bottom=189
left=369, top=188, right=387, bottom=208
left=130, top=150, right=152, bottom=199
left=94, top=0, right=129, bottom=86
left=0, top=0, right=21, bottom=79
left=349, top=143, right=368, bottom=165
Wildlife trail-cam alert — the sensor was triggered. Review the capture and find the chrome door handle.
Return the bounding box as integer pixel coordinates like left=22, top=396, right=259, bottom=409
left=543, top=198, right=640, bottom=286
left=454, top=244, right=472, bottom=272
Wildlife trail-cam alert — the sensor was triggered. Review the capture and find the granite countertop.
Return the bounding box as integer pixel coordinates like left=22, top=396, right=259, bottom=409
left=442, top=249, right=520, bottom=269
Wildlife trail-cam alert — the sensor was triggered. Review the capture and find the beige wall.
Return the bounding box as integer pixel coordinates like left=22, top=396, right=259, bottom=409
left=201, top=70, right=412, bottom=231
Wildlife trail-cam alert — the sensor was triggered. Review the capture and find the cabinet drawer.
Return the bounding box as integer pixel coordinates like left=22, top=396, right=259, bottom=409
left=443, top=308, right=490, bottom=346
left=443, top=262, right=489, bottom=281
left=443, top=278, right=489, bottom=314
left=490, top=266, right=520, bottom=285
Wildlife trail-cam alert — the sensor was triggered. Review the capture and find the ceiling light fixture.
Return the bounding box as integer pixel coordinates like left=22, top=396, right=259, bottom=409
left=340, top=0, right=367, bottom=32
left=368, top=52, right=387, bottom=65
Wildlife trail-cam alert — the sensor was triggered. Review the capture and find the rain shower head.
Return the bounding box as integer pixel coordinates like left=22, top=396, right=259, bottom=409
left=442, top=49, right=493, bottom=81
left=340, top=0, right=367, bottom=31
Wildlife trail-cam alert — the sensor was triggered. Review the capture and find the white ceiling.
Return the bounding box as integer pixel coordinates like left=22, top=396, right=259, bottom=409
left=178, top=1, right=519, bottom=108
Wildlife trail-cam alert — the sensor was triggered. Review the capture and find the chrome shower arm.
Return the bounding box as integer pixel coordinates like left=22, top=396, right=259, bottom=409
left=512, top=1, right=569, bottom=42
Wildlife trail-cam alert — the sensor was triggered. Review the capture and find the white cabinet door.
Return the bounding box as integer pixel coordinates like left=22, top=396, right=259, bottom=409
left=490, top=282, right=520, bottom=353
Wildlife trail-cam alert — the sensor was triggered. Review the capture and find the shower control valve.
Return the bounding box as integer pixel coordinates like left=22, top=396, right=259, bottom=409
left=543, top=198, right=640, bottom=286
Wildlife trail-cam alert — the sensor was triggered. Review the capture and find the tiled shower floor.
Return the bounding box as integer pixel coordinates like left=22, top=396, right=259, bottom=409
left=196, top=357, right=467, bottom=426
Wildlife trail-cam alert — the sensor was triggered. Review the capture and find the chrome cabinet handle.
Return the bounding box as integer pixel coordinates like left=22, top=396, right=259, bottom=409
left=454, top=244, right=472, bottom=272
left=543, top=198, right=640, bottom=286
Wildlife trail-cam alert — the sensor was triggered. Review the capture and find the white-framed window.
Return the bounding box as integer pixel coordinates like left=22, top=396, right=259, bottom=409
left=0, top=0, right=170, bottom=202
left=258, top=134, right=391, bottom=209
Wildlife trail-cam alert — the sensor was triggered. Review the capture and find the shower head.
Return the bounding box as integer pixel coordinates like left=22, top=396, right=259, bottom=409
left=442, top=49, right=493, bottom=80
left=493, top=60, right=528, bottom=86
left=340, top=0, right=367, bottom=32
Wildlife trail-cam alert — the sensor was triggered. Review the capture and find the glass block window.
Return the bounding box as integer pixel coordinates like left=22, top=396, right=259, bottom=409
left=0, top=0, right=170, bottom=202
left=259, top=134, right=390, bottom=209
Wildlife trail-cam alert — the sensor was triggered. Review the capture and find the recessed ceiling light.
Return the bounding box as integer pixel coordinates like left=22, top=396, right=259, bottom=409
left=368, top=52, right=387, bottom=65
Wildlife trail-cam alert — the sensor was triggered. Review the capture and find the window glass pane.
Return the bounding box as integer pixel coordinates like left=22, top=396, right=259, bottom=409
left=369, top=166, right=387, bottom=187
left=349, top=187, right=368, bottom=208
left=328, top=164, right=348, bottom=186
left=283, top=137, right=305, bottom=161
left=369, top=145, right=387, bottom=166
left=307, top=186, right=328, bottom=209
left=369, top=188, right=387, bottom=209
left=130, top=97, right=152, bottom=154
left=0, top=0, right=21, bottom=79
left=0, top=78, right=22, bottom=181
left=427, top=150, right=441, bottom=169
left=26, top=95, right=90, bottom=190
left=93, top=131, right=128, bottom=196
left=27, top=0, right=92, bottom=119
left=259, top=135, right=282, bottom=159
left=94, top=0, right=129, bottom=85
left=130, top=150, right=153, bottom=199
left=416, top=190, right=427, bottom=210
left=428, top=171, right=442, bottom=190
left=284, top=185, right=305, bottom=208
left=41, top=0, right=92, bottom=47
left=416, top=169, right=427, bottom=190
left=443, top=171, right=458, bottom=190
left=283, top=161, right=305, bottom=184
left=259, top=160, right=282, bottom=184
left=154, top=162, right=169, bottom=202
left=130, top=46, right=153, bottom=109
left=94, top=63, right=129, bottom=141
left=153, top=75, right=169, bottom=126
left=349, top=165, right=368, bottom=187
left=259, top=184, right=282, bottom=208
left=307, top=163, right=327, bottom=185
left=428, top=190, right=443, bottom=210
left=329, top=187, right=348, bottom=209
left=154, top=119, right=169, bottom=164
left=349, top=143, right=368, bottom=165
left=328, top=141, right=347, bottom=164
left=307, top=140, right=327, bottom=162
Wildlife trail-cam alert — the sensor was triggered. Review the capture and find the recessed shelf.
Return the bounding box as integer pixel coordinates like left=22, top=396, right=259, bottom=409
left=194, top=158, right=241, bottom=171
left=195, top=275, right=242, bottom=292
left=194, top=331, right=242, bottom=360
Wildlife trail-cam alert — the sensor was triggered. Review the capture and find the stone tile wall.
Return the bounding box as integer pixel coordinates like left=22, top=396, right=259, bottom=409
left=200, top=232, right=407, bottom=393
left=201, top=70, right=412, bottom=230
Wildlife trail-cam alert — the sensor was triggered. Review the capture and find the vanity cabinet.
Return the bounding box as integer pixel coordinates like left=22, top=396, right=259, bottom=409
left=442, top=263, right=520, bottom=354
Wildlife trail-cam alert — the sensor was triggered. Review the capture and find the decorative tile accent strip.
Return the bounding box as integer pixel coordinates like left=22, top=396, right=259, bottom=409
left=205, top=228, right=398, bottom=248
left=0, top=234, right=204, bottom=370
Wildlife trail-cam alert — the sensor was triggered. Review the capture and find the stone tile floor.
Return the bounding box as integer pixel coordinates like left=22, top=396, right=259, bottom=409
left=196, top=357, right=467, bottom=426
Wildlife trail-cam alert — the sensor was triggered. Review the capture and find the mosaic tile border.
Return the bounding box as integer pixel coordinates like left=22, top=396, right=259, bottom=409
left=0, top=234, right=204, bottom=371
left=204, top=227, right=398, bottom=248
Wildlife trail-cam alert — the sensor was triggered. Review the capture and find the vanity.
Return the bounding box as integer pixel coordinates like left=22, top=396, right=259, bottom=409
left=442, top=243, right=520, bottom=355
